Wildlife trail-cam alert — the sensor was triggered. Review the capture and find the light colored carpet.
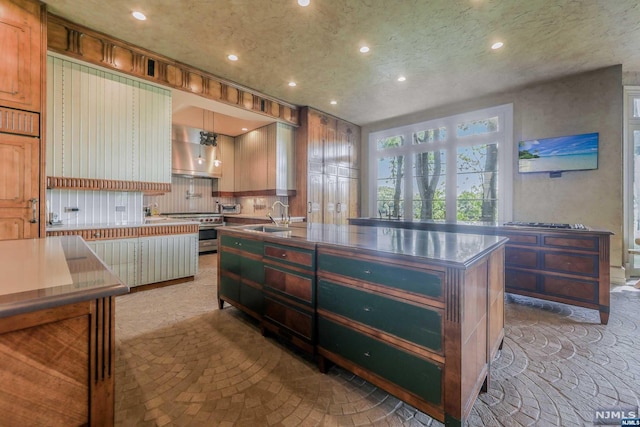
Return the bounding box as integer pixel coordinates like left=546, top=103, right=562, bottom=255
left=114, top=254, right=640, bottom=426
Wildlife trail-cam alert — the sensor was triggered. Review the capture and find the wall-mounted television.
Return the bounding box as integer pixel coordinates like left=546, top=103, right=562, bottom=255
left=518, top=132, right=599, bottom=174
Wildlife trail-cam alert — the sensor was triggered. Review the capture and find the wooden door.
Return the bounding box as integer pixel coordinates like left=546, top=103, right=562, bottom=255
left=0, top=133, right=40, bottom=239
left=308, top=112, right=324, bottom=163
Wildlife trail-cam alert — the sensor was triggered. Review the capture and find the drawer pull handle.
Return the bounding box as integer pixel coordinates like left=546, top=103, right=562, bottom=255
left=364, top=352, right=371, bottom=357
left=281, top=253, right=287, bottom=258
left=364, top=269, right=371, bottom=274
left=363, top=307, right=371, bottom=312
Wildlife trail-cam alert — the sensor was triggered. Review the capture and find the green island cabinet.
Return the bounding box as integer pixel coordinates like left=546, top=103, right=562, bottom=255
left=218, top=234, right=265, bottom=319
left=316, top=241, right=506, bottom=427
left=217, top=224, right=507, bottom=426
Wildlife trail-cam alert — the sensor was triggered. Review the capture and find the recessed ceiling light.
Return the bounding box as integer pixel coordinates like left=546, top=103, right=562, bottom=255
left=132, top=11, right=146, bottom=21
left=359, top=46, right=370, bottom=53
left=330, top=100, right=337, bottom=105
left=298, top=0, right=310, bottom=6
left=242, top=128, right=248, bottom=131
left=288, top=81, right=297, bottom=87
left=397, top=76, right=406, bottom=82
left=228, top=54, right=238, bottom=61
left=491, top=41, right=504, bottom=50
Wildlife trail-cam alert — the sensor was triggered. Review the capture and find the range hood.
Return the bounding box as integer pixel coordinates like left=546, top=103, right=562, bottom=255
left=172, top=124, right=221, bottom=179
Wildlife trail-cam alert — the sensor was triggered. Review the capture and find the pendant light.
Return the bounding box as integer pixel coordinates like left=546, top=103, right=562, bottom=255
left=198, top=109, right=221, bottom=167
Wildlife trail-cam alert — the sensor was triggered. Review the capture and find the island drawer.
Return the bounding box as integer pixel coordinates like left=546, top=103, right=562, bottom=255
left=264, top=243, right=314, bottom=269
left=505, top=247, right=538, bottom=268
left=220, top=235, right=263, bottom=255
left=541, top=252, right=598, bottom=277
left=318, top=252, right=442, bottom=300
left=318, top=279, right=442, bottom=352
left=541, top=276, right=598, bottom=303
left=264, top=265, right=314, bottom=305
left=264, top=295, right=313, bottom=341
left=318, top=317, right=442, bottom=407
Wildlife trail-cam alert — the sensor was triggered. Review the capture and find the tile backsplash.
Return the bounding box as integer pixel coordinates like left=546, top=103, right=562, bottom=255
left=47, top=189, right=144, bottom=226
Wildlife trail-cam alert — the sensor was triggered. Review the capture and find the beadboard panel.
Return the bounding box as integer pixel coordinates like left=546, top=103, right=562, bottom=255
left=46, top=189, right=143, bottom=226
left=87, top=238, right=138, bottom=287
left=139, top=234, right=198, bottom=285
left=46, top=55, right=171, bottom=185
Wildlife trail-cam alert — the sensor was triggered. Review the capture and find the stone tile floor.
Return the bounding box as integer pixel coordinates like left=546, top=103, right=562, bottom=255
left=115, top=254, right=640, bottom=426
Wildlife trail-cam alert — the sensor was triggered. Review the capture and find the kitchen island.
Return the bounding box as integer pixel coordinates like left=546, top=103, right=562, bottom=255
left=0, top=236, right=128, bottom=426
left=217, top=223, right=507, bottom=426
left=349, top=217, right=612, bottom=324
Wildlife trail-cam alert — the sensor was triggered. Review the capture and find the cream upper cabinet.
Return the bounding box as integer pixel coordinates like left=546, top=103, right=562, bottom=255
left=216, top=135, right=235, bottom=193
left=46, top=54, right=171, bottom=185
left=234, top=122, right=295, bottom=195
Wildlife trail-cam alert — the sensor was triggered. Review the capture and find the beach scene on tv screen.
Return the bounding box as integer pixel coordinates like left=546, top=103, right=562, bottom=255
left=518, top=132, right=598, bottom=173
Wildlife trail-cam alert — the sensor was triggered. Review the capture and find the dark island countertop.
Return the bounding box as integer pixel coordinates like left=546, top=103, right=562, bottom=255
left=348, top=217, right=614, bottom=235
left=220, top=223, right=508, bottom=268
left=0, top=235, right=128, bottom=318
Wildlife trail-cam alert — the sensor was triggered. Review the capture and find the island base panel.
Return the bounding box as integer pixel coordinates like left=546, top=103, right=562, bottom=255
left=317, top=349, right=447, bottom=425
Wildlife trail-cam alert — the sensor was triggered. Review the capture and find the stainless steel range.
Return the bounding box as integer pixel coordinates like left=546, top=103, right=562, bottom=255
left=163, top=212, right=224, bottom=253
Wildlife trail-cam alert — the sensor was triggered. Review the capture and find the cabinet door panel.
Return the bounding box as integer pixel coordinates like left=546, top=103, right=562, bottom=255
left=220, top=276, right=240, bottom=303
left=139, top=235, right=198, bottom=285
left=318, top=280, right=442, bottom=352
left=318, top=317, right=442, bottom=406
left=0, top=0, right=41, bottom=112
left=240, top=283, right=263, bottom=314
left=0, top=133, right=39, bottom=239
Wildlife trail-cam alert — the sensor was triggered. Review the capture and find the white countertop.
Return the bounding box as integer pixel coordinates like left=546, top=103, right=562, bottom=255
left=224, top=214, right=306, bottom=222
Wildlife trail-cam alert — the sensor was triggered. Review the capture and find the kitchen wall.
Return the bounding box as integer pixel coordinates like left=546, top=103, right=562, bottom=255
left=360, top=65, right=624, bottom=269
left=47, top=189, right=144, bottom=226
left=143, top=175, right=287, bottom=217
left=143, top=176, right=233, bottom=213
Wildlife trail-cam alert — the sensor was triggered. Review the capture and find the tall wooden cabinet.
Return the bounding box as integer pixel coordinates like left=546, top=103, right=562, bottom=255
left=0, top=0, right=45, bottom=240
left=290, top=107, right=360, bottom=224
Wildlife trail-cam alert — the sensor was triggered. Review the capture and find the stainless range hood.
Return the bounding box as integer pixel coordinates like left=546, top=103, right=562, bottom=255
left=171, top=124, right=221, bottom=179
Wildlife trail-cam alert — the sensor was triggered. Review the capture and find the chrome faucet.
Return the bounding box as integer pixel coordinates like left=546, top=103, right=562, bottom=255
left=267, top=201, right=290, bottom=227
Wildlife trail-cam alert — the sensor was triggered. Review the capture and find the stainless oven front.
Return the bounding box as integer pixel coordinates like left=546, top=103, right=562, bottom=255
left=198, top=223, right=224, bottom=253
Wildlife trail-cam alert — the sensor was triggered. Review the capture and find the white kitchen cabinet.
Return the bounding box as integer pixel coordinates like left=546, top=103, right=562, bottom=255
left=87, top=238, right=139, bottom=287
left=216, top=135, right=235, bottom=193
left=234, top=122, right=295, bottom=195
left=46, top=54, right=171, bottom=185
left=138, top=234, right=198, bottom=286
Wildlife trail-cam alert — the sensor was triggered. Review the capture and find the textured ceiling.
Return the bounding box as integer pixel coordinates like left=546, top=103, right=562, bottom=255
left=42, top=0, right=640, bottom=127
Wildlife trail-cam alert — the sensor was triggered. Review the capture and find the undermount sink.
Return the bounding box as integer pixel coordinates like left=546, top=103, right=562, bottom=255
left=243, top=225, right=291, bottom=233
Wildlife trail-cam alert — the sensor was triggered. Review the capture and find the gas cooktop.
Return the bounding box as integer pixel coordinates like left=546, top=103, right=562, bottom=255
left=503, top=221, right=587, bottom=230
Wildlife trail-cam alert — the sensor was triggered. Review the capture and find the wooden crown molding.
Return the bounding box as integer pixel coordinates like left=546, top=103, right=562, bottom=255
left=46, top=13, right=299, bottom=127
left=47, top=176, right=171, bottom=194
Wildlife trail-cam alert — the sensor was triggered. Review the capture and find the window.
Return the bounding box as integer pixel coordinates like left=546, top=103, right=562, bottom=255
left=369, top=104, right=513, bottom=222
left=624, top=87, right=640, bottom=276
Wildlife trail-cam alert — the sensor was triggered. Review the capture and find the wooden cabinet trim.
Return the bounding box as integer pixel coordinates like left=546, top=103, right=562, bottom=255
left=47, top=14, right=299, bottom=126
left=47, top=176, right=171, bottom=193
